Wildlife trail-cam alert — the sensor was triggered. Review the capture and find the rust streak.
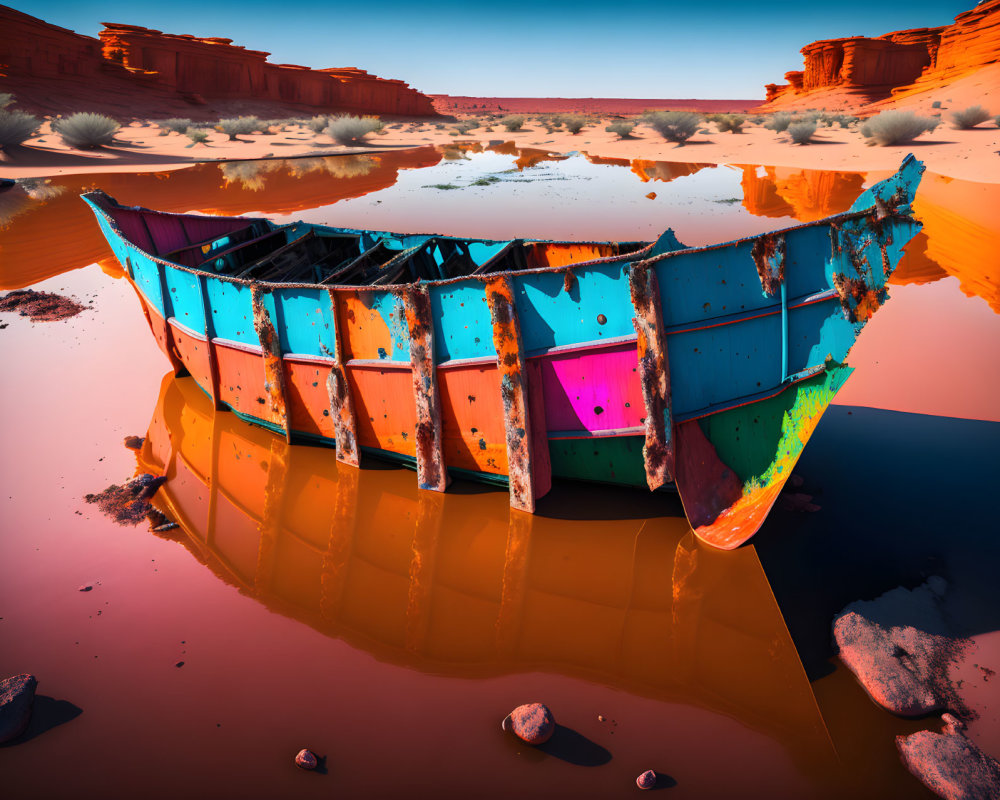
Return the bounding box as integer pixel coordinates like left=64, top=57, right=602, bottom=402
left=250, top=283, right=290, bottom=443
left=485, top=275, right=549, bottom=513
left=403, top=284, right=449, bottom=493
left=325, top=289, right=360, bottom=467
left=751, top=232, right=786, bottom=296
left=628, top=263, right=674, bottom=490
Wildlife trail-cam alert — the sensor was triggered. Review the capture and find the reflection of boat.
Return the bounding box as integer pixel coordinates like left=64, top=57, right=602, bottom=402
left=138, top=371, right=835, bottom=774
left=84, top=156, right=924, bottom=548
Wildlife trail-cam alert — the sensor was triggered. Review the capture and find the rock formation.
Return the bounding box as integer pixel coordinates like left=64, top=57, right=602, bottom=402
left=760, top=0, right=1000, bottom=108
left=0, top=5, right=436, bottom=118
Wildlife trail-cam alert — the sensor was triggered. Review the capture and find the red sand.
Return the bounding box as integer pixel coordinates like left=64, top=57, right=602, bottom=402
left=432, top=96, right=763, bottom=115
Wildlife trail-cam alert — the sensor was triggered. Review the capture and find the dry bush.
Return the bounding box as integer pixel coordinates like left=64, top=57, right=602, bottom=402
left=950, top=105, right=991, bottom=129
left=54, top=112, right=120, bottom=149
left=787, top=121, right=817, bottom=144
left=644, top=111, right=700, bottom=144
left=500, top=114, right=527, bottom=132
left=859, top=111, right=937, bottom=146
left=325, top=115, right=383, bottom=145
left=217, top=116, right=261, bottom=140
left=160, top=118, right=192, bottom=134
left=0, top=110, right=41, bottom=149
left=605, top=119, right=636, bottom=138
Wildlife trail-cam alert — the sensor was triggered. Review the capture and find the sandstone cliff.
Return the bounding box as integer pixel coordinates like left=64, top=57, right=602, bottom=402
left=0, top=5, right=437, bottom=118
left=759, top=0, right=999, bottom=110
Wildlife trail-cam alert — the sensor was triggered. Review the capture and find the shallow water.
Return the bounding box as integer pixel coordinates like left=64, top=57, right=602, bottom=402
left=1, top=147, right=997, bottom=798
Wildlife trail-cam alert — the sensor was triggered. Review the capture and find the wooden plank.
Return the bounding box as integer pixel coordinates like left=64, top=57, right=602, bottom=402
left=402, top=284, right=450, bottom=492
left=249, top=284, right=291, bottom=443
left=324, top=289, right=360, bottom=467
left=628, top=262, right=674, bottom=490
left=485, top=275, right=550, bottom=513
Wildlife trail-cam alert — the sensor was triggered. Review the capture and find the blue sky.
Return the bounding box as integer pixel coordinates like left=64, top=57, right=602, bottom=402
left=11, top=1, right=972, bottom=98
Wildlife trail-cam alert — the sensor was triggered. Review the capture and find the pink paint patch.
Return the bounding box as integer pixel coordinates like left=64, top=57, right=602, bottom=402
left=537, top=343, right=643, bottom=433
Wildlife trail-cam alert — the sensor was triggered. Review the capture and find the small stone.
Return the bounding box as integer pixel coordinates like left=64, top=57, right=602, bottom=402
left=78, top=584, right=93, bottom=592
left=636, top=770, right=657, bottom=790
left=0, top=673, right=38, bottom=744
left=505, top=703, right=555, bottom=745
left=598, top=714, right=606, bottom=722
left=295, top=748, right=318, bottom=770
left=645, top=192, right=656, bottom=200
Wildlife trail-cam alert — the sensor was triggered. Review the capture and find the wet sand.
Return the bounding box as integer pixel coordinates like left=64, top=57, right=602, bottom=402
left=1, top=147, right=997, bottom=798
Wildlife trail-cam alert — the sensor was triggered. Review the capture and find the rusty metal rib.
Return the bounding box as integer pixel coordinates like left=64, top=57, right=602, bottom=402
left=250, top=283, right=291, bottom=444
left=628, top=263, right=675, bottom=490
left=485, top=275, right=550, bottom=513
left=403, top=284, right=450, bottom=493
left=324, top=289, right=360, bottom=467
left=197, top=273, right=223, bottom=410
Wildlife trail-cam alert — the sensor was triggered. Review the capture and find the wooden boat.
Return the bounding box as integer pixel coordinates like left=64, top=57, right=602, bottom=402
left=83, top=154, right=924, bottom=549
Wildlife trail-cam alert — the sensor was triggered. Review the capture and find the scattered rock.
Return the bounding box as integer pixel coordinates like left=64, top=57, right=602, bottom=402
left=123, top=435, right=145, bottom=450
left=636, top=770, right=657, bottom=790
left=78, top=584, right=93, bottom=592
left=503, top=703, right=555, bottom=745
left=645, top=192, right=656, bottom=200
left=295, top=749, right=318, bottom=770
left=0, top=289, right=86, bottom=322
left=897, top=720, right=1000, bottom=800
left=84, top=473, right=167, bottom=526
left=833, top=578, right=973, bottom=717
left=0, top=673, right=37, bottom=743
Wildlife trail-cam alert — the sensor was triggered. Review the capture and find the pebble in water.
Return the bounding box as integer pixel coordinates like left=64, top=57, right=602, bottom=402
left=636, top=770, right=657, bottom=790
left=295, top=749, right=318, bottom=770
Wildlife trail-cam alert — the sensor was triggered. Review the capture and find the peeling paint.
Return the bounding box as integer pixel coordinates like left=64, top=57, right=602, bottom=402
left=403, top=284, right=449, bottom=493
left=751, top=232, right=785, bottom=296
left=325, top=289, right=359, bottom=467
left=250, top=284, right=289, bottom=442
left=628, top=263, right=674, bottom=491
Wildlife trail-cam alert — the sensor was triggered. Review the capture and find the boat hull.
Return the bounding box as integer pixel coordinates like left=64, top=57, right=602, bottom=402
left=83, top=154, right=924, bottom=548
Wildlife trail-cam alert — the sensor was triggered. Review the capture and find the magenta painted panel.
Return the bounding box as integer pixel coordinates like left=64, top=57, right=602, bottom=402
left=537, top=343, right=644, bottom=433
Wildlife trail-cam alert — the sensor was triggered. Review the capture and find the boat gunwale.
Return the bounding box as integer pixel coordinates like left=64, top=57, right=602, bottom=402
left=80, top=189, right=904, bottom=295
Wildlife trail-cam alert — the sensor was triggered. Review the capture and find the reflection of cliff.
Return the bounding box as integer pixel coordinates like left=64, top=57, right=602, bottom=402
left=760, top=0, right=1000, bottom=107
left=737, top=166, right=999, bottom=311
left=0, top=6, right=437, bottom=118
left=139, top=372, right=833, bottom=767
left=898, top=178, right=1000, bottom=313
left=738, top=166, right=865, bottom=222
left=0, top=147, right=442, bottom=289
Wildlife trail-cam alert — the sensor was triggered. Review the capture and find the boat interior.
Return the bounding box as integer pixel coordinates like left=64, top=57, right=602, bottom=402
left=159, top=220, right=652, bottom=286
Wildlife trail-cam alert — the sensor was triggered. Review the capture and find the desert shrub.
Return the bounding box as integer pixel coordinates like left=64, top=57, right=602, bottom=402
left=217, top=116, right=261, bottom=140
left=563, top=115, right=587, bottom=134
left=325, top=114, right=383, bottom=144
left=160, top=118, right=192, bottom=134
left=950, top=105, right=991, bottom=129
left=859, top=111, right=936, bottom=146
left=54, top=112, right=120, bottom=149
left=307, top=115, right=329, bottom=133
left=924, top=117, right=941, bottom=133
left=714, top=114, right=745, bottom=133
left=931, top=100, right=942, bottom=109
left=833, top=114, right=859, bottom=128
left=995, top=115, right=1000, bottom=128
left=787, top=121, right=816, bottom=144
left=453, top=119, right=479, bottom=134
left=644, top=111, right=700, bottom=144
left=186, top=128, right=211, bottom=145
left=0, top=93, right=13, bottom=109
left=500, top=114, right=527, bottom=132
left=764, top=112, right=794, bottom=132
left=606, top=119, right=636, bottom=138
left=0, top=110, right=41, bottom=149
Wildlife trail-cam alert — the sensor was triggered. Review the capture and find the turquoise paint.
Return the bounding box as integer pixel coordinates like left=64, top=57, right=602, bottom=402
left=164, top=266, right=206, bottom=332
left=273, top=287, right=335, bottom=356
left=429, top=281, right=492, bottom=361
left=130, top=250, right=165, bottom=317
left=204, top=278, right=257, bottom=345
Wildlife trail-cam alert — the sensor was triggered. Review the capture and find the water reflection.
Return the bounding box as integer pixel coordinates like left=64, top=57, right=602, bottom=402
left=0, top=147, right=441, bottom=289
left=138, top=372, right=834, bottom=773
left=737, top=165, right=865, bottom=222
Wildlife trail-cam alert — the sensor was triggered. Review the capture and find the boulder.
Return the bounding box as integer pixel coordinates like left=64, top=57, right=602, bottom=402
left=503, top=703, right=555, bottom=745
left=897, top=721, right=1000, bottom=800
left=833, top=578, right=971, bottom=717
left=0, top=674, right=37, bottom=743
